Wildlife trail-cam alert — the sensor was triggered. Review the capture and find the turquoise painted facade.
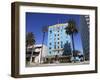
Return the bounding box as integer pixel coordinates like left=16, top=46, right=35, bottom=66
left=47, top=23, right=71, bottom=56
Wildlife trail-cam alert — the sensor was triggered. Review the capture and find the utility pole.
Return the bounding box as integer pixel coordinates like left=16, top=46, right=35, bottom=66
left=40, top=26, right=48, bottom=64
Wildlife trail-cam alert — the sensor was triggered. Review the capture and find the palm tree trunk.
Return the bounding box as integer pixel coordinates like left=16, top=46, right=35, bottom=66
left=71, top=34, right=75, bottom=59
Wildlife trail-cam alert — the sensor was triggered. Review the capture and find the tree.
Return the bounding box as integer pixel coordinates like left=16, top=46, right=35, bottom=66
left=26, top=32, right=35, bottom=47
left=65, top=19, right=78, bottom=59
left=26, top=32, right=35, bottom=63
left=62, top=41, right=72, bottom=56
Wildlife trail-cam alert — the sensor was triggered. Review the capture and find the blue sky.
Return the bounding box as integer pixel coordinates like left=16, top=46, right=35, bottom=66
left=26, top=12, right=83, bottom=53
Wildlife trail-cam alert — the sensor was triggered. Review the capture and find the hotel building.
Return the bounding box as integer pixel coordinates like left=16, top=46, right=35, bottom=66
left=47, top=23, right=71, bottom=56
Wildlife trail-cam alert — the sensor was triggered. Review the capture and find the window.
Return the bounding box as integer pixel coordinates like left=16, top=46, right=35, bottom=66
left=58, top=34, right=59, bottom=36
left=49, top=43, right=52, bottom=45
left=61, top=44, right=63, bottom=48
left=54, top=45, right=56, bottom=49
left=58, top=51, right=59, bottom=53
left=49, top=51, right=51, bottom=54
left=50, top=30, right=52, bottom=34
left=58, top=38, right=59, bottom=40
left=49, top=47, right=51, bottom=49
left=58, top=42, right=59, bottom=44
left=61, top=41, right=63, bottom=48
left=58, top=46, right=59, bottom=49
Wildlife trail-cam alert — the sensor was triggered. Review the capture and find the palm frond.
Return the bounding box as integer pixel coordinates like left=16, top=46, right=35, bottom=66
left=65, top=19, right=78, bottom=35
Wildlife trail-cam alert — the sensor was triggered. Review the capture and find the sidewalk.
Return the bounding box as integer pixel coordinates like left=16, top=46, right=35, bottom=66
left=26, top=61, right=89, bottom=67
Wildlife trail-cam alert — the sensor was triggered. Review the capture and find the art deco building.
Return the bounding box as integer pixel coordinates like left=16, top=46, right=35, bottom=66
left=47, top=23, right=71, bottom=56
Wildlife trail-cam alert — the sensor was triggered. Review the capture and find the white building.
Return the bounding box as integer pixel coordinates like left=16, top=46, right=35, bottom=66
left=34, top=44, right=48, bottom=63
left=26, top=44, right=48, bottom=64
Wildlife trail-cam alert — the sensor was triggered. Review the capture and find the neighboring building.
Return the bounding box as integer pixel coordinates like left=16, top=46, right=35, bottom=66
left=47, top=23, right=71, bottom=56
left=84, top=15, right=90, bottom=27
left=26, top=44, right=48, bottom=64
left=78, top=15, right=90, bottom=61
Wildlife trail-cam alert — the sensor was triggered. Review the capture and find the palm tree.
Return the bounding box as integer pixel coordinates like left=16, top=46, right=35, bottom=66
left=26, top=32, right=35, bottom=47
left=26, top=32, right=35, bottom=63
left=65, top=19, right=78, bottom=60
left=62, top=41, right=72, bottom=56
